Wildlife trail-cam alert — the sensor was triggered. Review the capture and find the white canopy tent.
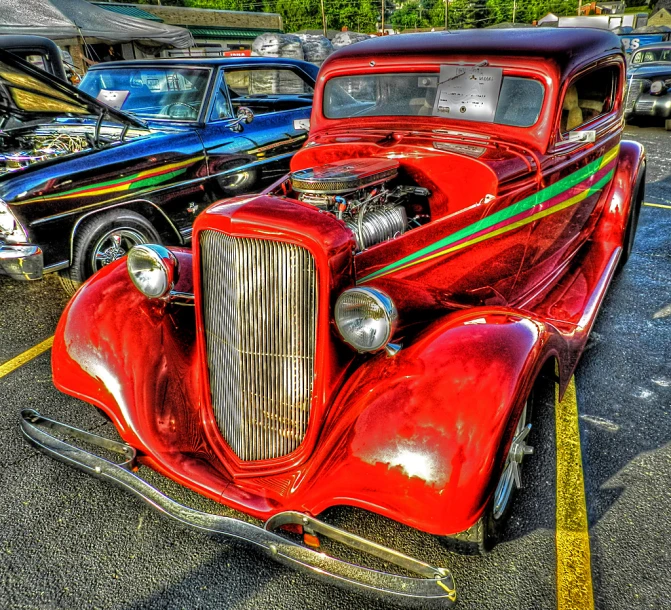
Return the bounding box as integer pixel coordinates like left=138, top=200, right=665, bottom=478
left=0, top=0, right=193, bottom=48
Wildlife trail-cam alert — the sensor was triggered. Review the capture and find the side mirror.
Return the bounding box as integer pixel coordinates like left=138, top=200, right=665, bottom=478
left=229, top=106, right=254, bottom=132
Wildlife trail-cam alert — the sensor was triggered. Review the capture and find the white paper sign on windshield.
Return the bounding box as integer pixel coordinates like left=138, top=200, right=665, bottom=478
left=432, top=65, right=503, bottom=123
left=97, top=89, right=129, bottom=110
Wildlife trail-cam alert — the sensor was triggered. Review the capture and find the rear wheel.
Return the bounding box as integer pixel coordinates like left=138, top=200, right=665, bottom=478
left=617, top=166, right=645, bottom=272
left=59, top=210, right=160, bottom=296
left=440, top=400, right=534, bottom=555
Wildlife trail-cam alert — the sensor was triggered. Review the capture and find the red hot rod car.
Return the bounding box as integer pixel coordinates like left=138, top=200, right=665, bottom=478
left=22, top=29, right=645, bottom=606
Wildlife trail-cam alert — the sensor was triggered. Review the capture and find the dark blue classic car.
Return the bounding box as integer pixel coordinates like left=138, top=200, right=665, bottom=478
left=0, top=51, right=317, bottom=291
left=624, top=42, right=671, bottom=130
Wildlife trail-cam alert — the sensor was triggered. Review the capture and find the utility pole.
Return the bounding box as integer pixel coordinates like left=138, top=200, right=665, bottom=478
left=578, top=0, right=582, bottom=15
left=320, top=0, right=327, bottom=36
left=445, top=0, right=449, bottom=30
left=512, top=0, right=516, bottom=24
left=382, top=0, right=385, bottom=34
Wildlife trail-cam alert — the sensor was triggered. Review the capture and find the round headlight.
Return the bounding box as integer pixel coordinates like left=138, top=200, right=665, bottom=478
left=335, top=287, right=397, bottom=352
left=127, top=244, right=178, bottom=299
left=650, top=80, right=665, bottom=95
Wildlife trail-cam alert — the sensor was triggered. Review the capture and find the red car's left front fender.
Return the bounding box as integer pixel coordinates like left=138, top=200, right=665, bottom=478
left=291, top=308, right=566, bottom=536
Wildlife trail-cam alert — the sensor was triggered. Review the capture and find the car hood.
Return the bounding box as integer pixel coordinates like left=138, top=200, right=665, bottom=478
left=0, top=48, right=144, bottom=129
left=627, top=63, right=671, bottom=80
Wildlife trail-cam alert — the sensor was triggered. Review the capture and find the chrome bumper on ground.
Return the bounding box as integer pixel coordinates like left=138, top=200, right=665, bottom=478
left=0, top=244, right=43, bottom=280
left=20, top=410, right=456, bottom=607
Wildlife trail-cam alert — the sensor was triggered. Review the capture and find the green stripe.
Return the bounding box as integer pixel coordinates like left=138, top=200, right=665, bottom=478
left=131, top=168, right=188, bottom=190
left=47, top=171, right=144, bottom=198
left=367, top=153, right=610, bottom=279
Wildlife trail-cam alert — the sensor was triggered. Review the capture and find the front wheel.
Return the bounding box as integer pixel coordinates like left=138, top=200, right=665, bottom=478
left=440, top=400, right=534, bottom=555
left=59, top=209, right=160, bottom=296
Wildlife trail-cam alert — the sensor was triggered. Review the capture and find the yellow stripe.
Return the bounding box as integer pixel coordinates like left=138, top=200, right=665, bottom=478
left=599, top=144, right=619, bottom=169
left=644, top=202, right=671, bottom=210
left=555, top=377, right=595, bottom=610
left=0, top=336, right=54, bottom=379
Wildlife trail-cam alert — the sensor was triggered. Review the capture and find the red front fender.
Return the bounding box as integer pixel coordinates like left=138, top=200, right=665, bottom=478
left=295, top=308, right=564, bottom=535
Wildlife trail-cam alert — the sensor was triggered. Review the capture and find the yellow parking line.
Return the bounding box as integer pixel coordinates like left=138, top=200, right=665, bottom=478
left=0, top=336, right=54, bottom=379
left=556, top=377, right=594, bottom=610
left=644, top=202, right=671, bottom=210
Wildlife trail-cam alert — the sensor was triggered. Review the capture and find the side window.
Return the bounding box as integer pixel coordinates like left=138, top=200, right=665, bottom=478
left=561, top=66, right=618, bottom=133
left=209, top=72, right=232, bottom=121
left=222, top=68, right=314, bottom=115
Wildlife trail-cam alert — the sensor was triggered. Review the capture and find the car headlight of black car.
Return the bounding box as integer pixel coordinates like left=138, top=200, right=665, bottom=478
left=0, top=200, right=28, bottom=244
left=650, top=79, right=671, bottom=95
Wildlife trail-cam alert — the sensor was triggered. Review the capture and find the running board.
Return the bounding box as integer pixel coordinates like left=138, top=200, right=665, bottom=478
left=20, top=409, right=456, bottom=607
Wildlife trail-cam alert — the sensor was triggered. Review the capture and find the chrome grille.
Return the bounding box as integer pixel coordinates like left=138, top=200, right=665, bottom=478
left=200, top=231, right=317, bottom=461
left=624, top=78, right=646, bottom=113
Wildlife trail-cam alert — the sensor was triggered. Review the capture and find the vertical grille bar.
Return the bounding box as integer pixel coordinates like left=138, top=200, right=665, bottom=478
left=200, top=231, right=317, bottom=461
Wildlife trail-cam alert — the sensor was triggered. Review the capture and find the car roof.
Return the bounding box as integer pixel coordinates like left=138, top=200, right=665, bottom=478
left=631, top=43, right=671, bottom=51
left=88, top=57, right=315, bottom=70
left=325, top=28, right=623, bottom=81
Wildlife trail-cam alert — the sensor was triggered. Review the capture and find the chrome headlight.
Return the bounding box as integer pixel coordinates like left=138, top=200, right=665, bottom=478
left=0, top=200, right=27, bottom=243
left=335, top=287, right=397, bottom=352
left=127, top=244, right=178, bottom=299
left=650, top=80, right=664, bottom=95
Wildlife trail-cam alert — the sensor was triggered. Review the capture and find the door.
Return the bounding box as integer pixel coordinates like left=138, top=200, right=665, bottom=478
left=198, top=65, right=314, bottom=203
left=512, top=62, right=623, bottom=301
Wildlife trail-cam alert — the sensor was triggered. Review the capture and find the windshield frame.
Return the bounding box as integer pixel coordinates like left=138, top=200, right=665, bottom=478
left=80, top=64, right=215, bottom=124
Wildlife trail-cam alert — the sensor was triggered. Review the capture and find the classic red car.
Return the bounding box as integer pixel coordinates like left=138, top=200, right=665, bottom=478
left=22, top=28, right=645, bottom=606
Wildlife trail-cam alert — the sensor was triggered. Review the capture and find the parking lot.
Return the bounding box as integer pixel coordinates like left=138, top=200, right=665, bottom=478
left=1, top=124, right=670, bottom=610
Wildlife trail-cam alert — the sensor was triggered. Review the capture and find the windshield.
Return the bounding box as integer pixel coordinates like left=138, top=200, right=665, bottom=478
left=631, top=48, right=671, bottom=64
left=323, top=71, right=545, bottom=128
left=80, top=67, right=211, bottom=121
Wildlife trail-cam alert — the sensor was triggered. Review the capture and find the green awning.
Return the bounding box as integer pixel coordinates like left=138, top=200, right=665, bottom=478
left=186, top=26, right=282, bottom=40
left=93, top=3, right=164, bottom=22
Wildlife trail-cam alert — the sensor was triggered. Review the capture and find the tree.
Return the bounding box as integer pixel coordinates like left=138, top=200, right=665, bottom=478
left=464, top=0, right=492, bottom=26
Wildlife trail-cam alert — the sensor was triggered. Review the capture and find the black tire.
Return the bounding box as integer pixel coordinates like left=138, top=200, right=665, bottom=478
left=59, top=209, right=160, bottom=296
left=616, top=166, right=645, bottom=273
left=440, top=393, right=535, bottom=555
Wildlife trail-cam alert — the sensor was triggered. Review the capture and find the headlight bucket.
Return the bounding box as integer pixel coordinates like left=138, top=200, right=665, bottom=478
left=127, top=244, right=178, bottom=299
left=335, top=287, right=397, bottom=352
left=650, top=80, right=664, bottom=95
left=0, top=200, right=28, bottom=244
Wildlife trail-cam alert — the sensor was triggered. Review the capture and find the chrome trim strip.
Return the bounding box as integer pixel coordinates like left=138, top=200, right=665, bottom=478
left=20, top=410, right=456, bottom=607
left=61, top=199, right=184, bottom=265
left=43, top=260, right=69, bottom=273
left=29, top=179, right=206, bottom=227
left=167, top=290, right=195, bottom=306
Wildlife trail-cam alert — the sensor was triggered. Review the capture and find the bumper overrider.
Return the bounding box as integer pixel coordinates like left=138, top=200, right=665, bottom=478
left=20, top=409, right=457, bottom=607
left=0, top=243, right=43, bottom=280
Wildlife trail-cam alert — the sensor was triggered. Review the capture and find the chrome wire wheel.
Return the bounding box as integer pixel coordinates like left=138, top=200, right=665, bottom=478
left=91, top=228, right=147, bottom=272
left=492, top=403, right=534, bottom=520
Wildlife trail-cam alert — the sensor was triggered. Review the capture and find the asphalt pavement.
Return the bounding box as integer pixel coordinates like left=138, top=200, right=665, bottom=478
left=0, top=125, right=670, bottom=610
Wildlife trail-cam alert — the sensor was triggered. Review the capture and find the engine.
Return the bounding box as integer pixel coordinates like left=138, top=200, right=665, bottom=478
left=290, top=158, right=430, bottom=251
left=0, top=131, right=90, bottom=175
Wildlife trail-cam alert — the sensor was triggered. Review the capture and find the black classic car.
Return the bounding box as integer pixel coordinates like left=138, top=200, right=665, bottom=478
left=624, top=42, right=671, bottom=129
left=0, top=35, right=69, bottom=82
left=0, top=51, right=317, bottom=291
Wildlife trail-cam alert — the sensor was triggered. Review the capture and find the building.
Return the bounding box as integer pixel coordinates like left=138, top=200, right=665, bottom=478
left=649, top=8, right=671, bottom=27
left=94, top=3, right=283, bottom=55
left=579, top=2, right=627, bottom=16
